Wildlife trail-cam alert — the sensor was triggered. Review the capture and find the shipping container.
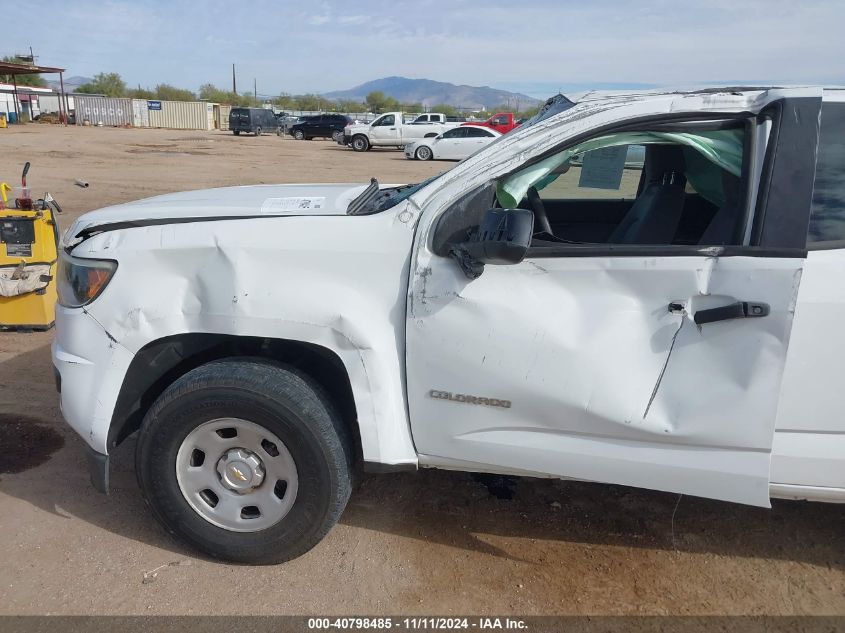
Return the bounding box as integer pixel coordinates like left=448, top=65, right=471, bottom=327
left=216, top=104, right=232, bottom=130
left=40, top=95, right=74, bottom=116
left=74, top=95, right=133, bottom=126
left=131, top=99, right=150, bottom=127
left=145, top=100, right=214, bottom=130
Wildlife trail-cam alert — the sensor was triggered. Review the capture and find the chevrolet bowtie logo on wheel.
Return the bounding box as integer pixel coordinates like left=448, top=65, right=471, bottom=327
left=428, top=390, right=512, bottom=408
left=230, top=466, right=248, bottom=482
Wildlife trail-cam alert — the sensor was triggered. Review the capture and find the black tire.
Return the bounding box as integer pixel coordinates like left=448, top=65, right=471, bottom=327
left=276, top=127, right=283, bottom=136
left=255, top=127, right=262, bottom=136
left=293, top=129, right=305, bottom=140
left=331, top=130, right=344, bottom=143
left=351, top=135, right=369, bottom=152
left=136, top=359, right=353, bottom=564
left=415, top=145, right=433, bottom=161
left=233, top=130, right=240, bottom=136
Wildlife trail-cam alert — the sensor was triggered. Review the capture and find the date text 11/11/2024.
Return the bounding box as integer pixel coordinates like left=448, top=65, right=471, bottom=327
left=307, top=617, right=528, bottom=630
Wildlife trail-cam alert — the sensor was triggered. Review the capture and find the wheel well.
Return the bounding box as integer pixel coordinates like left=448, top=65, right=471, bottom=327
left=109, top=334, right=361, bottom=461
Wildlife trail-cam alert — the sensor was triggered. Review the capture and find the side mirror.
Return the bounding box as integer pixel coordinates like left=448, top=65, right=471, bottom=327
left=448, top=208, right=534, bottom=279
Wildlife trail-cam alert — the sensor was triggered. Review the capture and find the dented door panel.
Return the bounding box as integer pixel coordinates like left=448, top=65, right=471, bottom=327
left=407, top=254, right=802, bottom=506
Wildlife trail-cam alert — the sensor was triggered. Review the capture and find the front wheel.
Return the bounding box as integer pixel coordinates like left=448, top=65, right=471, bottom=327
left=293, top=129, right=305, bottom=140
left=415, top=145, right=433, bottom=161
left=136, top=360, right=353, bottom=564
left=255, top=127, right=262, bottom=136
left=331, top=130, right=344, bottom=143
left=351, top=135, right=369, bottom=152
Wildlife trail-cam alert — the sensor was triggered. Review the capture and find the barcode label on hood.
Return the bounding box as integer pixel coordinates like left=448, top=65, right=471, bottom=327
left=261, top=197, right=326, bottom=214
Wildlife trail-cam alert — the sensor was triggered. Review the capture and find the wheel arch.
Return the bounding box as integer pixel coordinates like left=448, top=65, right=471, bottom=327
left=109, top=333, right=362, bottom=465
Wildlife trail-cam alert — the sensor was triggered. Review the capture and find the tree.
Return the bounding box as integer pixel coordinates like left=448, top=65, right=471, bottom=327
left=127, top=86, right=155, bottom=99
left=430, top=103, right=459, bottom=117
left=336, top=99, right=365, bottom=113
left=272, top=93, right=297, bottom=110
left=77, top=72, right=127, bottom=97
left=294, top=94, right=323, bottom=111
left=154, top=83, right=195, bottom=101
left=0, top=56, right=47, bottom=87
left=199, top=83, right=258, bottom=106
left=365, top=91, right=391, bottom=113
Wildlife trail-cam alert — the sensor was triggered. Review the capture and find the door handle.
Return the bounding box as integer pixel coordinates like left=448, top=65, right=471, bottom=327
left=693, top=301, right=770, bottom=325
left=389, top=128, right=396, bottom=130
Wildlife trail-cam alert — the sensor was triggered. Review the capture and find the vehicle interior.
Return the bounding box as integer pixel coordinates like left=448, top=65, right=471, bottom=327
left=432, top=122, right=751, bottom=255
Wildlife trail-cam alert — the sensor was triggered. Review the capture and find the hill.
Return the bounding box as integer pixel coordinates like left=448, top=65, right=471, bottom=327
left=46, top=76, right=92, bottom=92
left=324, top=76, right=541, bottom=110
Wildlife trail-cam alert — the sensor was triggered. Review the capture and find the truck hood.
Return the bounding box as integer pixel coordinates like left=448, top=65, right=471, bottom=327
left=345, top=123, right=370, bottom=132
left=68, top=182, right=372, bottom=239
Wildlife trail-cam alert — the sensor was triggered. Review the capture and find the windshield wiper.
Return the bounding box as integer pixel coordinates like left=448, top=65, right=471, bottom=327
left=346, top=178, right=381, bottom=215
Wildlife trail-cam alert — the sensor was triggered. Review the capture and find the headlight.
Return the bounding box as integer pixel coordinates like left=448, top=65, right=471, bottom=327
left=57, top=250, right=117, bottom=308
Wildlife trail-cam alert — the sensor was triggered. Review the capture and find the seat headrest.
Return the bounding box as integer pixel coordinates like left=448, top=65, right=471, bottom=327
left=644, top=145, right=686, bottom=183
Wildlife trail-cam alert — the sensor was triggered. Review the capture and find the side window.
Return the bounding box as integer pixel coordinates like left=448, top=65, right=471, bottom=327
left=442, top=128, right=467, bottom=139
left=466, top=127, right=494, bottom=138
left=535, top=145, right=644, bottom=201
left=496, top=126, right=747, bottom=247
left=375, top=114, right=395, bottom=127
left=807, top=102, right=845, bottom=245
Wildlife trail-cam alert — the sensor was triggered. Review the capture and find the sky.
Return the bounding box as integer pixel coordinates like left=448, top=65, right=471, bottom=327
left=7, top=0, right=845, bottom=99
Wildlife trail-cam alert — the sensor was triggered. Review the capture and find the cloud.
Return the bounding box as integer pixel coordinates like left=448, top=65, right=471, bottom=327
left=307, top=14, right=331, bottom=26
left=5, top=0, right=843, bottom=96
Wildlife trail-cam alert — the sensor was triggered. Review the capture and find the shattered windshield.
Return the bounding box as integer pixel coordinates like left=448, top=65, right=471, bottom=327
left=346, top=173, right=444, bottom=215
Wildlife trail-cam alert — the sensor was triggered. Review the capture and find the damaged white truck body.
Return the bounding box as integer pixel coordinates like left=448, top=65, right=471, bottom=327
left=54, top=87, right=845, bottom=563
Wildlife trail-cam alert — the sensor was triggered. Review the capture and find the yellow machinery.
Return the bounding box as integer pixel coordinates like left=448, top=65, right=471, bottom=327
left=0, top=163, right=61, bottom=330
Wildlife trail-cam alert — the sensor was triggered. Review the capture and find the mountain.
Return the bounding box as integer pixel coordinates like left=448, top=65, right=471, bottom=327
left=46, top=76, right=92, bottom=92
left=324, top=76, right=542, bottom=110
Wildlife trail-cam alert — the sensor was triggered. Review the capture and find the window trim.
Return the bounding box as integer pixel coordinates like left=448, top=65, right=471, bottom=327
left=750, top=96, right=822, bottom=250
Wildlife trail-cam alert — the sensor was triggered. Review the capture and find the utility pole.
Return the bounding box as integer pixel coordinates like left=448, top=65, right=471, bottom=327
left=232, top=63, right=237, bottom=95
left=254, top=78, right=257, bottom=103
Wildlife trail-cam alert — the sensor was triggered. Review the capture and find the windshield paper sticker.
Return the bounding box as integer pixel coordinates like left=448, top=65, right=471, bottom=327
left=261, top=197, right=326, bottom=214
left=578, top=145, right=627, bottom=190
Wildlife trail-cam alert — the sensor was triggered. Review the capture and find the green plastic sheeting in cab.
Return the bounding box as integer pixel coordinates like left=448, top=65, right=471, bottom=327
left=496, top=130, right=743, bottom=209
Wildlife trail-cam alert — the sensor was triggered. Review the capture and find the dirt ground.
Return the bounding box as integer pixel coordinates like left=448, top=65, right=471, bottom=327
left=0, top=124, right=842, bottom=616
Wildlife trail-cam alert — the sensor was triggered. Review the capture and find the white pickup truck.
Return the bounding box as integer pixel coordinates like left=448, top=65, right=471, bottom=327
left=54, top=87, right=845, bottom=564
left=341, top=111, right=460, bottom=151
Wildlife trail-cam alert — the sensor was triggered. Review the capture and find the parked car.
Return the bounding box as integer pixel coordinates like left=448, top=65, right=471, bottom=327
left=229, top=108, right=282, bottom=136
left=54, top=87, right=845, bottom=564
left=341, top=112, right=461, bottom=151
left=405, top=126, right=501, bottom=160
left=463, top=112, right=520, bottom=134
left=274, top=113, right=301, bottom=133
left=289, top=114, right=353, bottom=141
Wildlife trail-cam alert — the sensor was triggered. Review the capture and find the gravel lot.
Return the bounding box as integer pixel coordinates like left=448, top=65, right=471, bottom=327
left=0, top=124, right=842, bottom=616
